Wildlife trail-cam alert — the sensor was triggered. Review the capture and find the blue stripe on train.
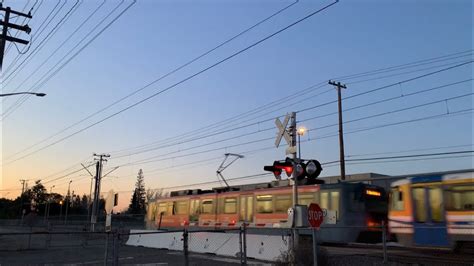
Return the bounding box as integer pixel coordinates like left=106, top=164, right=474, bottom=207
left=411, top=175, right=442, bottom=184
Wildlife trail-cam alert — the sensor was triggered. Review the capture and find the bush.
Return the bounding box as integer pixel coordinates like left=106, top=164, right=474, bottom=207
left=276, top=243, right=329, bottom=265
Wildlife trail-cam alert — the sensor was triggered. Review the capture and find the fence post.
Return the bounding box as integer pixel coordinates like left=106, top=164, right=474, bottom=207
left=239, top=225, right=244, bottom=265
left=183, top=228, right=189, bottom=266
left=104, top=232, right=109, bottom=265
left=243, top=222, right=247, bottom=265
left=113, top=231, right=119, bottom=266
left=312, top=228, right=318, bottom=266
left=382, top=220, right=387, bottom=264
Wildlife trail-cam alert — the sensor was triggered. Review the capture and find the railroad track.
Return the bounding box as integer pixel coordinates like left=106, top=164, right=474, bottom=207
left=322, top=243, right=474, bottom=265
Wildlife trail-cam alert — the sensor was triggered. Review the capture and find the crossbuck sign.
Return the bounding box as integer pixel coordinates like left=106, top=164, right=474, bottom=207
left=275, top=114, right=291, bottom=148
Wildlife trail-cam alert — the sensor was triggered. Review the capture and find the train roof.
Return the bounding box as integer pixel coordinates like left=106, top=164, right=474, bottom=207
left=389, top=170, right=474, bottom=187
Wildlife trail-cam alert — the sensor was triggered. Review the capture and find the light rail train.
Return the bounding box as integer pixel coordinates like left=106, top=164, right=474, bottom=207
left=388, top=171, right=474, bottom=249
left=146, top=180, right=387, bottom=243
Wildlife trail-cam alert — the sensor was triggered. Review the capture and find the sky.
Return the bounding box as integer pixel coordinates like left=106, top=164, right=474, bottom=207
left=0, top=0, right=472, bottom=209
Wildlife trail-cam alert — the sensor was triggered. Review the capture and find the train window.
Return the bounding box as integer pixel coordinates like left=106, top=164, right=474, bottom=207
left=190, top=199, right=200, bottom=215
left=299, top=193, right=316, bottom=206
left=174, top=201, right=188, bottom=215
left=390, top=187, right=404, bottom=211
left=275, top=195, right=292, bottom=213
left=445, top=185, right=474, bottom=211
left=189, top=199, right=200, bottom=221
left=331, top=191, right=340, bottom=219
left=201, top=199, right=214, bottom=214
left=224, top=198, right=237, bottom=214
left=428, top=187, right=444, bottom=222
left=413, top=188, right=427, bottom=222
left=320, top=192, right=329, bottom=210
left=147, top=203, right=157, bottom=221
left=256, top=195, right=273, bottom=213
left=158, top=202, right=168, bottom=215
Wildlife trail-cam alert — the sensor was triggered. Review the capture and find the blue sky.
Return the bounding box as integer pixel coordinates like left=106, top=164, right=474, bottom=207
left=1, top=0, right=472, bottom=204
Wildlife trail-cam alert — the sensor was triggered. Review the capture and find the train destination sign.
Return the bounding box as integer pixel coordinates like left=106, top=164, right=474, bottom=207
left=308, top=203, right=324, bottom=229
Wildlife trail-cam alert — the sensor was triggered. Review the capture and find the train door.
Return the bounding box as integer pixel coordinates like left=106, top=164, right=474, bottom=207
left=412, top=185, right=449, bottom=247
left=239, top=195, right=254, bottom=223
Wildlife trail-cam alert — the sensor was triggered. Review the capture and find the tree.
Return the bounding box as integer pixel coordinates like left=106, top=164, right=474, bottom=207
left=24, top=180, right=47, bottom=213
left=128, top=169, right=146, bottom=214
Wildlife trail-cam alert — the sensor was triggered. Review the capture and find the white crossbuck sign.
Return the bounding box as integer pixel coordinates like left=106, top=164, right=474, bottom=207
left=275, top=114, right=291, bottom=148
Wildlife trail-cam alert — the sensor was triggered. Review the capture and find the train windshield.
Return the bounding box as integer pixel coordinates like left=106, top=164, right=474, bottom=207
left=361, top=186, right=387, bottom=214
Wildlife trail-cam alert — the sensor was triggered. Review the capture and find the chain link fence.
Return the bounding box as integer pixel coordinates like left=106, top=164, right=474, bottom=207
left=1, top=223, right=472, bottom=265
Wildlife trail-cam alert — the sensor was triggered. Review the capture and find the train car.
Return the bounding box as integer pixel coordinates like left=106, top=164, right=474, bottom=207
left=146, top=180, right=387, bottom=243
left=388, top=171, right=474, bottom=249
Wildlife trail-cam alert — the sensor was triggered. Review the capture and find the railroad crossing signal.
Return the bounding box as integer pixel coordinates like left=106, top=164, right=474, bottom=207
left=274, top=114, right=291, bottom=148
left=263, top=158, right=322, bottom=181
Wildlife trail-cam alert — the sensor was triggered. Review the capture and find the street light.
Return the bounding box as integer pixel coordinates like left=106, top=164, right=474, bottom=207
left=65, top=180, right=72, bottom=224
left=297, top=126, right=307, bottom=159
left=0, top=92, right=46, bottom=97
left=46, top=185, right=55, bottom=221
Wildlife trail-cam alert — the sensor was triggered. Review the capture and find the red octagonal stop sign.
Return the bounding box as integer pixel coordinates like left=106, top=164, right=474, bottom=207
left=308, top=203, right=324, bottom=228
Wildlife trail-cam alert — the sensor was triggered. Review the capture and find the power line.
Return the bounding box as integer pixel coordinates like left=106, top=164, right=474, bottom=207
left=346, top=144, right=474, bottom=158
left=107, top=78, right=471, bottom=162
left=2, top=0, right=107, bottom=103
left=2, top=0, right=338, bottom=164
left=2, top=0, right=84, bottom=116
left=334, top=49, right=472, bottom=82
left=1, top=0, right=136, bottom=120
left=13, top=50, right=470, bottom=187
left=2, top=0, right=65, bottom=76
left=54, top=107, right=474, bottom=191
left=2, top=0, right=297, bottom=118
left=109, top=96, right=473, bottom=170
left=0, top=0, right=301, bottom=158
left=111, top=150, right=474, bottom=194
left=5, top=48, right=471, bottom=163
left=296, top=61, right=473, bottom=114
left=2, top=0, right=30, bottom=55
left=2, top=0, right=81, bottom=82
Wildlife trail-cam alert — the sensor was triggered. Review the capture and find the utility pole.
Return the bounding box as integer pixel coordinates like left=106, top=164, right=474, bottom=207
left=0, top=3, right=32, bottom=71
left=329, top=80, right=347, bottom=181
left=90, top=153, right=110, bottom=232
left=19, top=179, right=27, bottom=218
left=80, top=163, right=95, bottom=224
left=65, top=180, right=72, bottom=224
left=289, top=112, right=298, bottom=207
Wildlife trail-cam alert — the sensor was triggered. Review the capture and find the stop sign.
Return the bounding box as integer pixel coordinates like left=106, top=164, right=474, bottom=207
left=308, top=203, right=324, bottom=228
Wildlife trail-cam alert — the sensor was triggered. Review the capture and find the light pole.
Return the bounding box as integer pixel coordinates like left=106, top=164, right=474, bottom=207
left=59, top=200, right=63, bottom=218
left=0, top=92, right=46, bottom=97
left=297, top=126, right=306, bottom=160
left=46, top=185, right=55, bottom=221
left=65, top=180, right=72, bottom=224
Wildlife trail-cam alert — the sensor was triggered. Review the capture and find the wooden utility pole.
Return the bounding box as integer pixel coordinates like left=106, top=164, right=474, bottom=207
left=90, top=153, right=110, bottom=232
left=329, top=80, right=347, bottom=181
left=0, top=4, right=32, bottom=71
left=19, top=179, right=27, bottom=216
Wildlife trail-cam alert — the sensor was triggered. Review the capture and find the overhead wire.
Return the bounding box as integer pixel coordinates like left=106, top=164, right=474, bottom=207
left=1, top=0, right=135, bottom=119
left=10, top=52, right=472, bottom=187
left=55, top=107, right=474, bottom=192
left=107, top=93, right=473, bottom=170
left=12, top=55, right=472, bottom=193
left=2, top=0, right=301, bottom=158
left=111, top=150, right=474, bottom=194
left=2, top=0, right=81, bottom=82
left=2, top=0, right=65, bottom=76
left=3, top=0, right=32, bottom=56
left=1, top=0, right=339, bottom=164
left=2, top=0, right=84, bottom=116
left=3, top=0, right=107, bottom=103
left=107, top=52, right=473, bottom=157
left=105, top=76, right=471, bottom=162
